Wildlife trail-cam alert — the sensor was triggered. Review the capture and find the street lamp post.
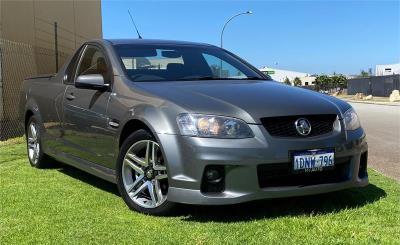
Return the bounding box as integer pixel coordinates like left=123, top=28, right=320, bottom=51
left=220, top=11, right=252, bottom=48
left=219, top=11, right=252, bottom=77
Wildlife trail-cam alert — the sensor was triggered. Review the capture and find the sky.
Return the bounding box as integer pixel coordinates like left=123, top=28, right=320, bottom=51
left=102, top=0, right=400, bottom=75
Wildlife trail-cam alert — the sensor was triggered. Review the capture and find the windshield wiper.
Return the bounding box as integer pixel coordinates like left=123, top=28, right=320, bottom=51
left=235, top=76, right=264, bottom=80
left=176, top=76, right=226, bottom=81
left=176, top=76, right=264, bottom=81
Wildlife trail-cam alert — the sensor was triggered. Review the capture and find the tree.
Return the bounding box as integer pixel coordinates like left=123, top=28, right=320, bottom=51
left=368, top=68, right=373, bottom=75
left=314, top=75, right=330, bottom=91
left=293, top=77, right=302, bottom=87
left=360, top=70, right=369, bottom=77
left=283, top=77, right=291, bottom=85
left=314, top=74, right=347, bottom=92
left=331, top=74, right=347, bottom=90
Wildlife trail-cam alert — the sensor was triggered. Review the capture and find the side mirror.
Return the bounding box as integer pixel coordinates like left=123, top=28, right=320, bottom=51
left=75, top=74, right=109, bottom=90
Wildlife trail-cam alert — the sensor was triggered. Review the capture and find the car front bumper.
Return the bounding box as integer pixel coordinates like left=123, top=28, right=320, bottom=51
left=157, top=124, right=369, bottom=205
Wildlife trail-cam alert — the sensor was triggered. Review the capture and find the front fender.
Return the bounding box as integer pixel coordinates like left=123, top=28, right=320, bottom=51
left=113, top=102, right=184, bottom=157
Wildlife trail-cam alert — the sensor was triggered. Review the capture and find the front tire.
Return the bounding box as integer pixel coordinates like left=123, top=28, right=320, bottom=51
left=116, top=129, right=176, bottom=215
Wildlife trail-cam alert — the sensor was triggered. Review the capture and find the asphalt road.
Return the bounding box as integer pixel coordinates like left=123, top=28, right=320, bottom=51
left=350, top=103, right=400, bottom=181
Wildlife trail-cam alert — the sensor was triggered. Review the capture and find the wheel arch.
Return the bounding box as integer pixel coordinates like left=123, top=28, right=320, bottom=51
left=118, top=119, right=156, bottom=149
left=23, top=98, right=43, bottom=130
left=24, top=110, right=34, bottom=131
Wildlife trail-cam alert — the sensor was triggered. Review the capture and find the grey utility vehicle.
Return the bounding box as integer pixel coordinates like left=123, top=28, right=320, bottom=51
left=19, top=39, right=368, bottom=215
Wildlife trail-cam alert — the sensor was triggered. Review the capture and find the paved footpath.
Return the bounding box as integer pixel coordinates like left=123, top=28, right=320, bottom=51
left=350, top=103, right=400, bottom=181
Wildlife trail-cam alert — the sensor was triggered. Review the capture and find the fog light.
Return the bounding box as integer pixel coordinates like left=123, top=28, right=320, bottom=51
left=201, top=166, right=225, bottom=193
left=206, top=169, right=222, bottom=183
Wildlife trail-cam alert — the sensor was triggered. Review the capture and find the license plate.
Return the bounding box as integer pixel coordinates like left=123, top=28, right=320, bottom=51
left=293, top=149, right=335, bottom=172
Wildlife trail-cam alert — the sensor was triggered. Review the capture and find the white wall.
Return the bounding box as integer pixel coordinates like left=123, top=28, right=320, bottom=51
left=375, top=63, right=400, bottom=76
left=259, top=67, right=315, bottom=86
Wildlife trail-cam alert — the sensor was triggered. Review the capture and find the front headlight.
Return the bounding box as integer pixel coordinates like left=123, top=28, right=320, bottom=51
left=343, top=108, right=361, bottom=130
left=176, top=113, right=254, bottom=138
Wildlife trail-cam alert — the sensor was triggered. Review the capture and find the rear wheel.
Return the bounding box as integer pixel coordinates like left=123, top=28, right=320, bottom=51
left=116, top=129, right=176, bottom=215
left=26, top=116, right=51, bottom=168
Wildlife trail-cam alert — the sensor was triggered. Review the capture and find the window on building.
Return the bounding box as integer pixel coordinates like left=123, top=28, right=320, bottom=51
left=305, top=82, right=309, bottom=86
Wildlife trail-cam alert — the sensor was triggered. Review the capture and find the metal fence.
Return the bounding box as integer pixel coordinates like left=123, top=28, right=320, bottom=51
left=347, top=75, right=400, bottom=97
left=0, top=19, right=90, bottom=141
left=0, top=39, right=37, bottom=140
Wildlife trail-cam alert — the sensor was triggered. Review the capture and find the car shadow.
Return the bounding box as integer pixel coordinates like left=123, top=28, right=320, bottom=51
left=57, top=164, right=120, bottom=197
left=54, top=163, right=386, bottom=222
left=179, top=184, right=386, bottom=222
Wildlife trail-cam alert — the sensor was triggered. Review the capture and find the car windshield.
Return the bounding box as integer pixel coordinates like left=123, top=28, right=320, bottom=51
left=113, top=44, right=267, bottom=82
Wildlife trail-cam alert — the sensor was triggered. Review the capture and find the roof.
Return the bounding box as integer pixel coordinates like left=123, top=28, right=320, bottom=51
left=259, top=66, right=310, bottom=77
left=106, top=38, right=214, bottom=47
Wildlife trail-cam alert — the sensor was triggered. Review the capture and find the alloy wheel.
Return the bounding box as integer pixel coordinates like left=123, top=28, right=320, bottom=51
left=27, top=122, right=40, bottom=165
left=122, top=140, right=168, bottom=208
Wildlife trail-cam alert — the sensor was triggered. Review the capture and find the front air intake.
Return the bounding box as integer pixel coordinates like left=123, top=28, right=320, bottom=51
left=358, top=151, right=368, bottom=179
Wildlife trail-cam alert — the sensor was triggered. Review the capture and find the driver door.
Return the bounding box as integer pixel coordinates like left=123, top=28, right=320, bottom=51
left=62, top=44, right=115, bottom=168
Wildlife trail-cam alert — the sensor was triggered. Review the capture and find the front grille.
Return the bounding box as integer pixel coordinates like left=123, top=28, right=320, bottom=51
left=257, top=157, right=351, bottom=188
left=260, top=114, right=337, bottom=138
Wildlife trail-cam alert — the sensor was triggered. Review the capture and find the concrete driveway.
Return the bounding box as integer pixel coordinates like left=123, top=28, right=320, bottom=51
left=350, top=103, right=400, bottom=181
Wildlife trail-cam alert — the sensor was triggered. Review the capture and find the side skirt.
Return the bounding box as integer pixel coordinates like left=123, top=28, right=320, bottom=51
left=46, top=149, right=117, bottom=184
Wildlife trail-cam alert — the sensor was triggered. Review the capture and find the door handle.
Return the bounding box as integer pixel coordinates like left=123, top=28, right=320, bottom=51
left=66, top=93, right=76, bottom=101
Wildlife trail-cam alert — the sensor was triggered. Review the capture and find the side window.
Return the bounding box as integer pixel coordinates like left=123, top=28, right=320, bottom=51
left=64, top=46, right=83, bottom=84
left=76, top=45, right=109, bottom=81
left=202, top=53, right=246, bottom=79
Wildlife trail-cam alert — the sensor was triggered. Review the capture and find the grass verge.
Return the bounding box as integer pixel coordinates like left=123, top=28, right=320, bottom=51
left=1, top=140, right=399, bottom=244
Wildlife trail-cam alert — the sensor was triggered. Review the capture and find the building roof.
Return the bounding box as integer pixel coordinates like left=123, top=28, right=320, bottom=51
left=259, top=66, right=310, bottom=77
